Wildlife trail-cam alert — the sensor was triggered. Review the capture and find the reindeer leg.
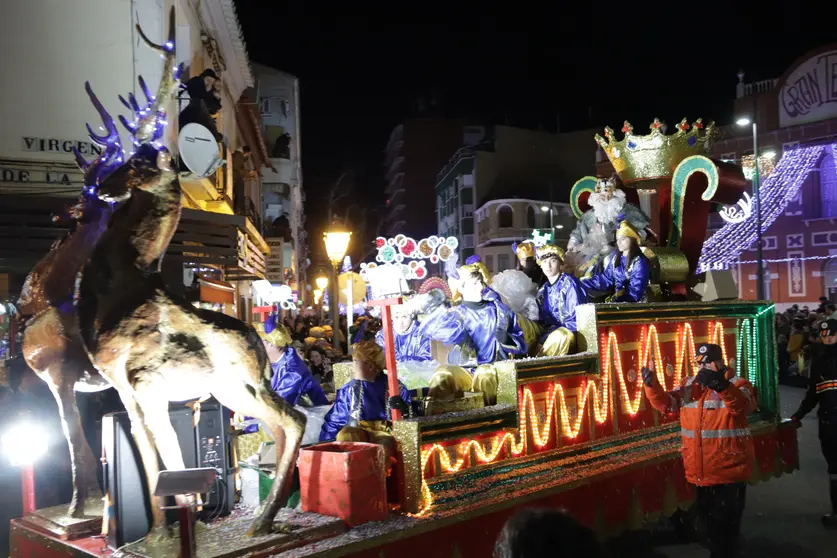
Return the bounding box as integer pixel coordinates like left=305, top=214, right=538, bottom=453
left=115, top=389, right=168, bottom=536
left=51, top=377, right=94, bottom=518
left=133, top=388, right=194, bottom=508
left=211, top=381, right=305, bottom=537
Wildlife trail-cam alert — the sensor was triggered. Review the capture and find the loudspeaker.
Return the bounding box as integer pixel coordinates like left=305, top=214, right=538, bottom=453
left=195, top=399, right=235, bottom=518
left=101, top=405, right=204, bottom=548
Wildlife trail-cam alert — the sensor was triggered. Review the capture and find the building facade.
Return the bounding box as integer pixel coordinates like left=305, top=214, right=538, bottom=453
left=252, top=64, right=307, bottom=306
left=475, top=198, right=573, bottom=274
left=436, top=125, right=597, bottom=259
left=0, top=0, right=273, bottom=323
left=383, top=117, right=470, bottom=239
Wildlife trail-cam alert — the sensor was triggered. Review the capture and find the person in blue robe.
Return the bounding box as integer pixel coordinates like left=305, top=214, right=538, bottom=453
left=319, top=340, right=411, bottom=468
left=536, top=244, right=589, bottom=356
left=581, top=219, right=651, bottom=303
left=419, top=258, right=527, bottom=365
left=375, top=300, right=432, bottom=361
left=258, top=314, right=329, bottom=407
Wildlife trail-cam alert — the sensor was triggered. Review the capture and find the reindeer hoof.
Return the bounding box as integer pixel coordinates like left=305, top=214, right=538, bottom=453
left=246, top=520, right=273, bottom=537
left=68, top=499, right=85, bottom=519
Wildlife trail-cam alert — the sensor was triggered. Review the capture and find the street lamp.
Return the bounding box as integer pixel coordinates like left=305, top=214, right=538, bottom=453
left=315, top=276, right=328, bottom=291
left=541, top=205, right=554, bottom=229
left=323, top=228, right=351, bottom=334
left=736, top=116, right=765, bottom=300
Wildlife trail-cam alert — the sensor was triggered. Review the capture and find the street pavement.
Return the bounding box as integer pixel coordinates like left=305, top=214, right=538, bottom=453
left=635, top=385, right=837, bottom=558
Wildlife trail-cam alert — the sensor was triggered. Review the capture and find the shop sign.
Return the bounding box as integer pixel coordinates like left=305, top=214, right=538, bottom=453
left=779, top=50, right=837, bottom=127
left=0, top=162, right=84, bottom=189
left=21, top=137, right=103, bottom=156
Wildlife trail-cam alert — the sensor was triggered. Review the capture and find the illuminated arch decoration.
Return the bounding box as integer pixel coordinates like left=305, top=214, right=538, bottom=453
left=415, top=320, right=740, bottom=513
left=570, top=176, right=597, bottom=219
left=698, top=144, right=828, bottom=272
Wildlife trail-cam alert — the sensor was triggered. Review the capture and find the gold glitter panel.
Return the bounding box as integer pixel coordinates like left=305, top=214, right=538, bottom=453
left=333, top=362, right=353, bottom=390
left=641, top=247, right=690, bottom=284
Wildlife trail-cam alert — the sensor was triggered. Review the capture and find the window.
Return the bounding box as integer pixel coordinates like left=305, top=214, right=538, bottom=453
left=498, top=205, right=514, bottom=228
left=497, top=254, right=511, bottom=272
left=720, top=152, right=736, bottom=163
left=461, top=187, right=473, bottom=205
left=527, top=206, right=537, bottom=229
left=485, top=255, right=495, bottom=273
left=825, top=259, right=837, bottom=301
left=820, top=150, right=837, bottom=218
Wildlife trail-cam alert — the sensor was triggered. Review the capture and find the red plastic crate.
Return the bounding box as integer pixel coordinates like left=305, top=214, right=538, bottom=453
left=298, top=442, right=388, bottom=526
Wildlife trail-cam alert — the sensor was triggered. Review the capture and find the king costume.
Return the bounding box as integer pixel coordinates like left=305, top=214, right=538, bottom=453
left=581, top=220, right=651, bottom=303
left=420, top=260, right=527, bottom=365
left=536, top=244, right=588, bottom=356
left=375, top=322, right=432, bottom=362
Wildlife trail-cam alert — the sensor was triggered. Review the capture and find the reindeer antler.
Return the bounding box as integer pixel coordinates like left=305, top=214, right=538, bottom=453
left=73, top=82, right=124, bottom=191
left=120, top=7, right=181, bottom=146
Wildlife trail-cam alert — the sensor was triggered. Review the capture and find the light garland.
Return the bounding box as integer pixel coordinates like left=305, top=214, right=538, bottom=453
left=736, top=318, right=759, bottom=384
left=415, top=320, right=739, bottom=513
left=698, top=144, right=829, bottom=273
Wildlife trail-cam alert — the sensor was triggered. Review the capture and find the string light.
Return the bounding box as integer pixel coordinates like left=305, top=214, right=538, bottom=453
left=415, top=320, right=743, bottom=513
left=698, top=144, right=829, bottom=273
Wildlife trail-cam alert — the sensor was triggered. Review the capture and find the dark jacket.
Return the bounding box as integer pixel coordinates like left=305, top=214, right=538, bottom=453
left=794, top=343, right=837, bottom=420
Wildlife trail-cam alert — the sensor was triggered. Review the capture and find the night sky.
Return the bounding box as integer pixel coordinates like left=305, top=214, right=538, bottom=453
left=235, top=0, right=836, bottom=264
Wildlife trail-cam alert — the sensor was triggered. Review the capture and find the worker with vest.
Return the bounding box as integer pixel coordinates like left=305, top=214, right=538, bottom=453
left=643, top=343, right=756, bottom=558
left=791, top=317, right=837, bottom=528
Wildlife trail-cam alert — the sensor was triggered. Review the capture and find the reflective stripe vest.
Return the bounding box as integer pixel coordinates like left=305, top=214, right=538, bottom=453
left=645, top=373, right=757, bottom=486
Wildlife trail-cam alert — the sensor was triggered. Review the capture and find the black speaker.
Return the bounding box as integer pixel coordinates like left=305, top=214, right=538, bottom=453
left=195, top=399, right=235, bottom=519
left=102, top=405, right=199, bottom=548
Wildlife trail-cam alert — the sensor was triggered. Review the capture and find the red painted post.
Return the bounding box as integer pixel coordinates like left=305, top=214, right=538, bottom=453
left=21, top=464, right=35, bottom=515
left=178, top=506, right=194, bottom=558
left=368, top=297, right=403, bottom=421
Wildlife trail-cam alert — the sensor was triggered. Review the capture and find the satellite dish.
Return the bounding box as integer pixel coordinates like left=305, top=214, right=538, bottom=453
left=178, top=123, right=224, bottom=177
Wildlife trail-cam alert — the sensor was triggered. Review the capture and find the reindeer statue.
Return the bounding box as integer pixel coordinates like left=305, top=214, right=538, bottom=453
left=76, top=11, right=306, bottom=538
left=16, top=84, right=125, bottom=518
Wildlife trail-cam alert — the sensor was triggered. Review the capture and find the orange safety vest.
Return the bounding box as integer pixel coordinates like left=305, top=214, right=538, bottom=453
left=645, top=373, right=757, bottom=486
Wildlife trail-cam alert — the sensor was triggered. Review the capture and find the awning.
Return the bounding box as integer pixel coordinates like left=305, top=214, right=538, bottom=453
left=199, top=277, right=235, bottom=305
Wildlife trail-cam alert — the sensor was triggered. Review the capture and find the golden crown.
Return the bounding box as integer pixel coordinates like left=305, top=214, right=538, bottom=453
left=595, top=118, right=716, bottom=184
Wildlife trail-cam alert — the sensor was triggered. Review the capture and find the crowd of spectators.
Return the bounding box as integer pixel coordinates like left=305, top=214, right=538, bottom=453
left=776, top=297, right=836, bottom=386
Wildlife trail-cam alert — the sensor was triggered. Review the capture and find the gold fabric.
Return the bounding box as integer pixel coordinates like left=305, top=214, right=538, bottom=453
left=472, top=364, right=498, bottom=406
left=458, top=262, right=492, bottom=286
left=254, top=322, right=292, bottom=348
left=617, top=220, right=641, bottom=242
left=539, top=327, right=576, bottom=357
left=337, top=421, right=396, bottom=463
left=235, top=428, right=273, bottom=460
left=428, top=365, right=473, bottom=401
left=536, top=244, right=565, bottom=262
left=518, top=315, right=543, bottom=356
left=352, top=340, right=386, bottom=371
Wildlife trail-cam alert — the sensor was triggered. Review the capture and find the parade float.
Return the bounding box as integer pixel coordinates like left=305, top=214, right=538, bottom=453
left=8, top=18, right=797, bottom=558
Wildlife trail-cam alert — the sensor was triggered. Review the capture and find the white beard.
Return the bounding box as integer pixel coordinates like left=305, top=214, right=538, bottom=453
left=589, top=190, right=627, bottom=224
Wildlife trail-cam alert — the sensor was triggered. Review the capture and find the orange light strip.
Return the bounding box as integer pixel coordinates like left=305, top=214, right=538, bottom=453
left=415, top=321, right=731, bottom=514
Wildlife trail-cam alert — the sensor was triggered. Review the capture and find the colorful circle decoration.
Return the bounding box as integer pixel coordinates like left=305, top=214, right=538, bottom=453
left=370, top=235, right=459, bottom=275
left=377, top=245, right=396, bottom=263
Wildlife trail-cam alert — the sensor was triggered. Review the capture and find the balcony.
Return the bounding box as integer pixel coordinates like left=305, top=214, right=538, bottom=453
left=167, top=208, right=269, bottom=281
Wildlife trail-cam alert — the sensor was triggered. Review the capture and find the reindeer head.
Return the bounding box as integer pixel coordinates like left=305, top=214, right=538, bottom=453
left=95, top=8, right=181, bottom=203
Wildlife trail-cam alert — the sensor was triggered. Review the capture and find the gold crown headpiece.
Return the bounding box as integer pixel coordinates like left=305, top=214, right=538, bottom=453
left=594, top=118, right=716, bottom=184
left=459, top=261, right=492, bottom=286
left=536, top=244, right=565, bottom=262
left=595, top=177, right=617, bottom=193
left=616, top=219, right=641, bottom=242
left=513, top=240, right=536, bottom=261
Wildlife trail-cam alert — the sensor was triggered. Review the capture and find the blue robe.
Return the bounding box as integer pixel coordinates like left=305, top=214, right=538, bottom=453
left=375, top=322, right=432, bottom=362
left=581, top=251, right=651, bottom=303
left=419, top=287, right=527, bottom=364
left=271, top=350, right=329, bottom=407
left=538, top=274, right=588, bottom=342
left=319, top=374, right=412, bottom=441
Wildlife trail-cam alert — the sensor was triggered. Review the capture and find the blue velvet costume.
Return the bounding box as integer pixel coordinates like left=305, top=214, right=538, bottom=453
left=319, top=374, right=412, bottom=441
left=419, top=287, right=527, bottom=364
left=375, top=322, right=432, bottom=362
left=271, top=350, right=329, bottom=407
left=581, top=251, right=651, bottom=303
left=538, top=274, right=588, bottom=343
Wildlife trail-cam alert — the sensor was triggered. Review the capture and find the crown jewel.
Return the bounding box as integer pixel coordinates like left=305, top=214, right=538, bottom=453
left=595, top=118, right=715, bottom=184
